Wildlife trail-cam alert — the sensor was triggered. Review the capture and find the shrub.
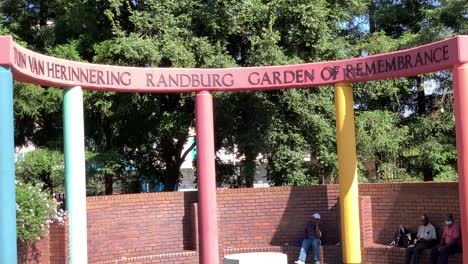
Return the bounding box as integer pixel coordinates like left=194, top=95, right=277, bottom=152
left=16, top=180, right=65, bottom=243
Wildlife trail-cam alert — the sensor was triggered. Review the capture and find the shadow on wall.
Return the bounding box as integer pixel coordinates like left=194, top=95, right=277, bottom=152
left=85, top=190, right=199, bottom=263
left=270, top=185, right=341, bottom=263
left=360, top=182, right=460, bottom=245
left=183, top=192, right=198, bottom=251
left=18, top=242, right=41, bottom=264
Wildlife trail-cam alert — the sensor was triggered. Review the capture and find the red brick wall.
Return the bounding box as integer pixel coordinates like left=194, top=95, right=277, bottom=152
left=362, top=245, right=463, bottom=264
left=358, top=182, right=460, bottom=245
left=18, top=182, right=462, bottom=264
left=86, top=191, right=197, bottom=263
left=49, top=221, right=67, bottom=263
left=218, top=185, right=341, bottom=249
left=18, top=236, right=50, bottom=264
left=17, top=221, right=67, bottom=264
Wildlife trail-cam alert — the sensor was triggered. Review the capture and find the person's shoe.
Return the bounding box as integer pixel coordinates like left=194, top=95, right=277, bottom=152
left=314, top=261, right=321, bottom=264
left=294, top=261, right=305, bottom=264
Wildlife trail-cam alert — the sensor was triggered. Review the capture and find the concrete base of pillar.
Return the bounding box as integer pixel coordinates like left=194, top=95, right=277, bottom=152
left=223, top=252, right=287, bottom=264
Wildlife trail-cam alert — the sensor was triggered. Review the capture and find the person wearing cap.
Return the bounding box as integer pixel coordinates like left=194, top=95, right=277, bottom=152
left=295, top=213, right=322, bottom=264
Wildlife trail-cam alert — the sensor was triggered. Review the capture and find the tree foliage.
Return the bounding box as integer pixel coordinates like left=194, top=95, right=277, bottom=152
left=2, top=0, right=466, bottom=192
left=16, top=149, right=64, bottom=193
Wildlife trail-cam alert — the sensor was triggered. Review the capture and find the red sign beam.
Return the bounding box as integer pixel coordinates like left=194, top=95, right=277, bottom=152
left=0, top=35, right=467, bottom=92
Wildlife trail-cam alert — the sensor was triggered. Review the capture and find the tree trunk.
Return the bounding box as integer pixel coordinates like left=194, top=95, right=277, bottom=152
left=163, top=167, right=180, bottom=191
left=42, top=173, right=54, bottom=195
left=242, top=152, right=257, bottom=188
left=365, top=160, right=377, bottom=182
left=416, top=76, right=426, bottom=115
left=164, top=177, right=178, bottom=191
left=105, top=173, right=113, bottom=195
left=39, top=0, right=49, bottom=27
left=310, top=154, right=328, bottom=184
left=423, top=167, right=434, bottom=181
left=368, top=0, right=376, bottom=34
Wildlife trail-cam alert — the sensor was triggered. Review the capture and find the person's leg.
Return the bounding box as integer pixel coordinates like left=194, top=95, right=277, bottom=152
left=440, top=245, right=456, bottom=264
left=311, top=238, right=321, bottom=261
left=431, top=247, right=440, bottom=264
left=405, top=246, right=415, bottom=264
left=413, top=242, right=431, bottom=264
left=298, top=238, right=313, bottom=262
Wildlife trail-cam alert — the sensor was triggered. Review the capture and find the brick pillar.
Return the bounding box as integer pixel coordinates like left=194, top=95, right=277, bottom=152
left=49, top=221, right=68, bottom=264
left=359, top=196, right=373, bottom=247
left=191, top=203, right=199, bottom=251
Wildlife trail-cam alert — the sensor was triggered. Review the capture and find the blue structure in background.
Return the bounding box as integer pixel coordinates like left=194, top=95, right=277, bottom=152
left=141, top=181, right=164, bottom=192
left=141, top=181, right=178, bottom=192
left=192, top=138, right=197, bottom=161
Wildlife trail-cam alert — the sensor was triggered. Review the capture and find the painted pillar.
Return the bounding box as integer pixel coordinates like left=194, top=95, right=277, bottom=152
left=334, top=82, right=361, bottom=264
left=195, top=91, right=219, bottom=264
left=453, top=63, right=468, bottom=263
left=63, top=86, right=88, bottom=264
left=0, top=66, right=17, bottom=264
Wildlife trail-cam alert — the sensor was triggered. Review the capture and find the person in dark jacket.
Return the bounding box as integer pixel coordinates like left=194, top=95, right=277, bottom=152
left=295, top=213, right=322, bottom=264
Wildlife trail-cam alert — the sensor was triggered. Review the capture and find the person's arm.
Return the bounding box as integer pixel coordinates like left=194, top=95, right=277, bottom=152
left=315, top=221, right=322, bottom=239
left=439, top=227, right=447, bottom=247
left=428, top=225, right=437, bottom=242
left=446, top=224, right=461, bottom=246
left=416, top=226, right=423, bottom=242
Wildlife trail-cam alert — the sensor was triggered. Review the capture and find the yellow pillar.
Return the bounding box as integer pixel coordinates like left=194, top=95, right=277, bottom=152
left=334, top=82, right=361, bottom=264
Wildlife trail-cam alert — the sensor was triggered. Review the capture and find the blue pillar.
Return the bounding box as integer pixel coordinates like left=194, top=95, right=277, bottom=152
left=0, top=66, right=17, bottom=263
left=63, top=86, right=88, bottom=264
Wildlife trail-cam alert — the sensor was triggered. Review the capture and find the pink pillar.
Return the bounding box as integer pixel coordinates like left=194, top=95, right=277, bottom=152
left=453, top=63, right=468, bottom=263
left=195, top=91, right=220, bottom=264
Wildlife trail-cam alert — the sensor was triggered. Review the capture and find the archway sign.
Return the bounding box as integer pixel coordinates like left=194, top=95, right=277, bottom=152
left=1, top=35, right=468, bottom=264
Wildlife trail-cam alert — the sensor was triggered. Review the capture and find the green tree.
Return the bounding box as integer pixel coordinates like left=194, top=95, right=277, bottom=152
left=355, top=0, right=463, bottom=182
left=16, top=149, right=64, bottom=193
left=215, top=91, right=274, bottom=187
left=86, top=151, right=123, bottom=195
left=355, top=110, right=409, bottom=182
left=89, top=0, right=238, bottom=191
left=3, top=0, right=466, bottom=190
left=403, top=110, right=457, bottom=181
left=214, top=0, right=360, bottom=186
left=265, top=87, right=338, bottom=186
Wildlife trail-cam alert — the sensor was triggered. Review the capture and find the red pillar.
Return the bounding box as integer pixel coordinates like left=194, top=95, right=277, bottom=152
left=195, top=91, right=220, bottom=264
left=453, top=63, right=468, bottom=263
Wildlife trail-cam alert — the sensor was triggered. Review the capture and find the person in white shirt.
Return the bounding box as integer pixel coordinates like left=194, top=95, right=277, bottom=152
left=405, top=214, right=437, bottom=264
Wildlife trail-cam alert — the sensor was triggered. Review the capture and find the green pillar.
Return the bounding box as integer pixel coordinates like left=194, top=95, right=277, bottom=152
left=0, top=66, right=17, bottom=264
left=63, top=86, right=88, bottom=264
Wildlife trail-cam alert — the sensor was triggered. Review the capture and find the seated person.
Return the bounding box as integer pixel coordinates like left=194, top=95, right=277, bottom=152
left=295, top=213, right=322, bottom=264
left=405, top=214, right=437, bottom=264
left=431, top=214, right=462, bottom=264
